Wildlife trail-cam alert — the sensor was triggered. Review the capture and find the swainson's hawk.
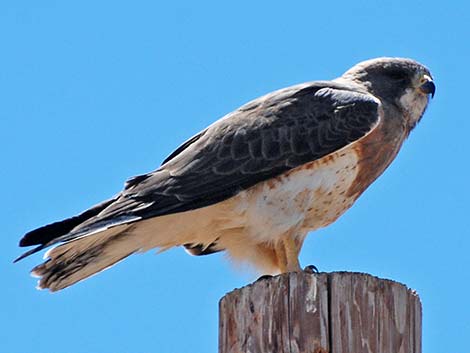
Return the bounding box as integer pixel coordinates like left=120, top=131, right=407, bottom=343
left=16, top=57, right=435, bottom=291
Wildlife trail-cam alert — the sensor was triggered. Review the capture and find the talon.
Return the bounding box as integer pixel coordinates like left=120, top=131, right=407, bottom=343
left=257, top=274, right=273, bottom=281
left=304, top=264, right=319, bottom=274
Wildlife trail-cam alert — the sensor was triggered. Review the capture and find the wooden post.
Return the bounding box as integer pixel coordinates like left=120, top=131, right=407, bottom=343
left=219, top=272, right=421, bottom=353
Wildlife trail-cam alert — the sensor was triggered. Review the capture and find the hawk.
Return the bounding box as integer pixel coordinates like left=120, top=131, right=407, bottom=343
left=16, top=57, right=435, bottom=291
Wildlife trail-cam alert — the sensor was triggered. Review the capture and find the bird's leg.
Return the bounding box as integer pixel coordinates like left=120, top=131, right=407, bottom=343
left=284, top=236, right=302, bottom=272
left=274, top=240, right=288, bottom=273
left=275, top=234, right=302, bottom=273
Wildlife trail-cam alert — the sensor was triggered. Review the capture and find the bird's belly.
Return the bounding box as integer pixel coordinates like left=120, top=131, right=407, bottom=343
left=233, top=148, right=360, bottom=243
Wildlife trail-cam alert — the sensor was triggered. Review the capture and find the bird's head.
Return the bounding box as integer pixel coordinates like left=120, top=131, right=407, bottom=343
left=341, top=57, right=435, bottom=129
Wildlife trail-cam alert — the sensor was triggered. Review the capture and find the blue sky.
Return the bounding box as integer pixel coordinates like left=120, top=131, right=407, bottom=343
left=1, top=1, right=468, bottom=352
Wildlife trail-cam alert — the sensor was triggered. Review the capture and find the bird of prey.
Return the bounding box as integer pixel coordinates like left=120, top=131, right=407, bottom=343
left=16, top=57, right=435, bottom=291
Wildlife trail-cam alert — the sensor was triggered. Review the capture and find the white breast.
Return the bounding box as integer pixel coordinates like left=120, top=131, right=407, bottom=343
left=233, top=148, right=360, bottom=244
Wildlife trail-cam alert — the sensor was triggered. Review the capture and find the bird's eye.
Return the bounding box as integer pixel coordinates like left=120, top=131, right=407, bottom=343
left=386, top=69, right=408, bottom=81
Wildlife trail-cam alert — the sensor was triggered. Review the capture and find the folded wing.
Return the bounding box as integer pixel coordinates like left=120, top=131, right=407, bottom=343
left=17, top=82, right=381, bottom=274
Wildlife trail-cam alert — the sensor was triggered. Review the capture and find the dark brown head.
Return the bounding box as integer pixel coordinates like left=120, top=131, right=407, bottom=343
left=341, top=57, right=435, bottom=129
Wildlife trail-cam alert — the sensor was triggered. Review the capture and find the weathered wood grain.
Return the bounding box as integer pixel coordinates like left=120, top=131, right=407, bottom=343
left=219, top=272, right=421, bottom=353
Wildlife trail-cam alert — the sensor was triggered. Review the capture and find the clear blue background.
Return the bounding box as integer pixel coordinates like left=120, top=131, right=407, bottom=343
left=1, top=1, right=468, bottom=352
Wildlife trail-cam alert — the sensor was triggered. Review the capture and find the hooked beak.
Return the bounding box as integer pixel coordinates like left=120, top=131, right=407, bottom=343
left=419, top=75, right=435, bottom=98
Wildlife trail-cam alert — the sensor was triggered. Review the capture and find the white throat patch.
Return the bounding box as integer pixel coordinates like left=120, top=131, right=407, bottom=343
left=399, top=88, right=429, bottom=128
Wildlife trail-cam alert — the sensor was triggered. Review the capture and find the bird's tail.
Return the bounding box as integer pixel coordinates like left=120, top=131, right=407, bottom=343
left=23, top=204, right=229, bottom=291
left=31, top=224, right=142, bottom=291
